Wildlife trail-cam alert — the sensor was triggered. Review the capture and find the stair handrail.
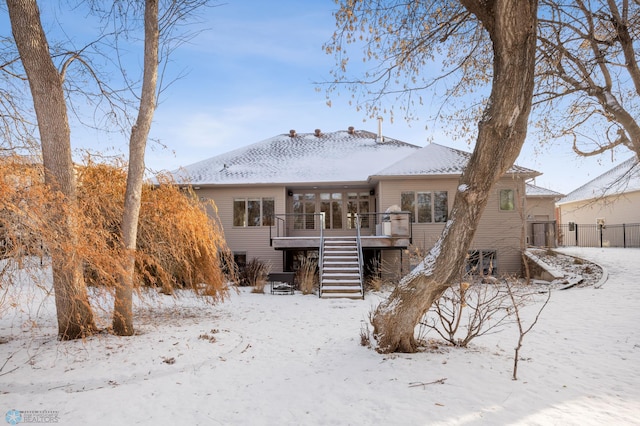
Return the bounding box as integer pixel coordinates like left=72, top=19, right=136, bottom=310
left=355, top=214, right=365, bottom=299
left=318, top=212, right=325, bottom=298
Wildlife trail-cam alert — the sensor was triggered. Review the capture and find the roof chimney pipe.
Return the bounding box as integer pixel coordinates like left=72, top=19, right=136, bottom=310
left=377, top=117, right=384, bottom=142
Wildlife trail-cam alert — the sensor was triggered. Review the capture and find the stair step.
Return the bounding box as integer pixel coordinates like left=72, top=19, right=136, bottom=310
left=323, top=255, right=358, bottom=260
left=323, top=272, right=360, bottom=278
left=323, top=280, right=360, bottom=284
left=321, top=285, right=363, bottom=291
left=323, top=267, right=359, bottom=272
left=321, top=295, right=363, bottom=300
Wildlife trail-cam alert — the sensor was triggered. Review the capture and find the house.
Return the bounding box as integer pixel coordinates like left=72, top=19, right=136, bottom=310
left=556, top=155, right=640, bottom=247
left=171, top=128, right=539, bottom=297
left=525, top=183, right=563, bottom=247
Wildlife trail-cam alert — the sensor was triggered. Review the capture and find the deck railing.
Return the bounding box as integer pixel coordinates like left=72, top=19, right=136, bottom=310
left=355, top=214, right=365, bottom=299
left=269, top=211, right=412, bottom=245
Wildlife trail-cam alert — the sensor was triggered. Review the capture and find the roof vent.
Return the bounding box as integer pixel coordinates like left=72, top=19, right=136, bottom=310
left=289, top=129, right=296, bottom=137
left=314, top=128, right=322, bottom=137
left=377, top=117, right=384, bottom=143
left=347, top=126, right=355, bottom=135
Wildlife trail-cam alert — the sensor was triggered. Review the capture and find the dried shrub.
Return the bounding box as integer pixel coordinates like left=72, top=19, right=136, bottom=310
left=0, top=156, right=49, bottom=264
left=364, top=257, right=396, bottom=292
left=296, top=255, right=317, bottom=295
left=238, top=258, right=270, bottom=292
left=0, top=155, right=63, bottom=279
left=76, top=161, right=232, bottom=301
left=1, top=157, right=232, bottom=303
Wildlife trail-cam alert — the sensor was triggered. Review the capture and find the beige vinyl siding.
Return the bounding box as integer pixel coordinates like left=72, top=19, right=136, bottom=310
left=527, top=197, right=556, bottom=220
left=378, top=176, right=525, bottom=275
left=195, top=185, right=286, bottom=271
left=474, top=179, right=525, bottom=275
left=558, top=190, right=640, bottom=225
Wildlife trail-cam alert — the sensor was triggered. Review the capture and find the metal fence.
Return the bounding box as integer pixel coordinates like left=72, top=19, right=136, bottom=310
left=558, top=223, right=640, bottom=248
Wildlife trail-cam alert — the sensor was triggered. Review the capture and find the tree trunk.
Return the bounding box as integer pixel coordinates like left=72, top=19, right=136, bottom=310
left=7, top=0, right=96, bottom=340
left=112, top=0, right=160, bottom=336
left=372, top=0, right=538, bottom=353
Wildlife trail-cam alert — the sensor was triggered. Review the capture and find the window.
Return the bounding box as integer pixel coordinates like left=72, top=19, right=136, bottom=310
left=293, top=193, right=316, bottom=229
left=500, top=189, right=515, bottom=211
left=401, top=192, right=416, bottom=222
left=347, top=192, right=371, bottom=229
left=466, top=250, right=497, bottom=276
left=401, top=191, right=448, bottom=223
left=320, top=193, right=342, bottom=229
left=233, top=197, right=274, bottom=227
left=233, top=199, right=246, bottom=227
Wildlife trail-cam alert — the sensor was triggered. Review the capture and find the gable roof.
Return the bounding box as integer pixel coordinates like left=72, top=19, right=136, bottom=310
left=526, top=183, right=563, bottom=198
left=557, top=156, right=640, bottom=205
left=171, top=129, right=539, bottom=186
left=372, top=143, right=538, bottom=178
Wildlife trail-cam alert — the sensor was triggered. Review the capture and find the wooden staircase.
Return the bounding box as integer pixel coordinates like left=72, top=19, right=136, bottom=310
left=319, top=236, right=364, bottom=299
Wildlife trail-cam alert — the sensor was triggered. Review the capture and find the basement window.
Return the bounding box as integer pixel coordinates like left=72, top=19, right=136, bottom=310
left=466, top=250, right=497, bottom=276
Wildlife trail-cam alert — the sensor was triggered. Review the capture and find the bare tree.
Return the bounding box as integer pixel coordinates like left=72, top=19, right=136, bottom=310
left=112, top=0, right=209, bottom=335
left=535, top=0, right=640, bottom=159
left=327, top=0, right=539, bottom=353
left=5, top=0, right=209, bottom=338
left=6, top=0, right=97, bottom=340
left=113, top=0, right=160, bottom=336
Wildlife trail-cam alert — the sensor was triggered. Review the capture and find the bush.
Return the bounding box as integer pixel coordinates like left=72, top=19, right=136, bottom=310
left=76, top=161, right=232, bottom=300
left=417, top=281, right=515, bottom=347
left=0, top=156, right=51, bottom=267
left=238, top=258, right=270, bottom=293
left=296, top=255, right=317, bottom=295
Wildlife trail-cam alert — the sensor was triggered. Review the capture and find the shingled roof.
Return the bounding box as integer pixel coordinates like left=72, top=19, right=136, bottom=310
left=373, top=143, right=538, bottom=178
left=526, top=183, right=564, bottom=198
left=171, top=129, right=538, bottom=186
left=557, top=156, right=640, bottom=204
left=172, top=129, right=419, bottom=185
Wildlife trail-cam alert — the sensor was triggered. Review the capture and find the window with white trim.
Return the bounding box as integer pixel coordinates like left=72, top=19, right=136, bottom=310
left=233, top=197, right=274, bottom=227
left=401, top=191, right=448, bottom=223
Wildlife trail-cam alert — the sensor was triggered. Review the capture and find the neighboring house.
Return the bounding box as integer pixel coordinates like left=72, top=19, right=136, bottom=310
left=172, top=128, right=539, bottom=296
left=525, top=183, right=563, bottom=247
left=556, top=155, right=640, bottom=247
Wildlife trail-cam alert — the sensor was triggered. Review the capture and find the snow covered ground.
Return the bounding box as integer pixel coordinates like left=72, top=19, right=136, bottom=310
left=1, top=247, right=639, bottom=425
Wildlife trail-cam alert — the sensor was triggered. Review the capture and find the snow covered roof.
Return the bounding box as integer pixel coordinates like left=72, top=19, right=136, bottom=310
left=526, top=183, right=564, bottom=198
left=171, top=129, right=420, bottom=185
left=557, top=156, right=640, bottom=205
left=171, top=129, right=539, bottom=186
left=372, top=143, right=539, bottom=178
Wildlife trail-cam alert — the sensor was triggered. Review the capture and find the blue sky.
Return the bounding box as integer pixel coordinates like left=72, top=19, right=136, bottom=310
left=3, top=0, right=634, bottom=195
